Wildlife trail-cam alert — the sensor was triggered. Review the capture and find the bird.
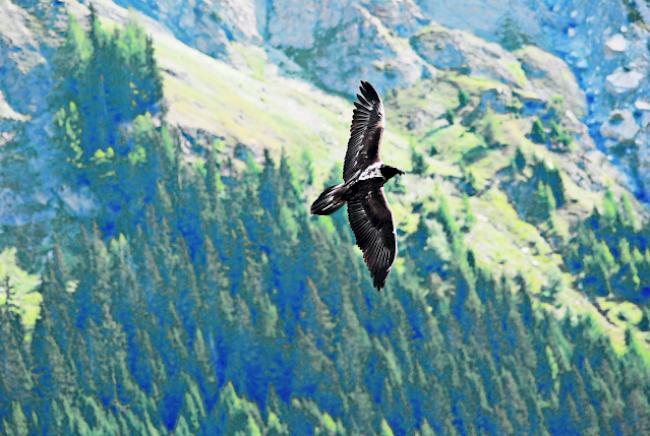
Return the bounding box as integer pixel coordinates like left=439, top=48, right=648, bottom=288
left=310, top=81, right=405, bottom=290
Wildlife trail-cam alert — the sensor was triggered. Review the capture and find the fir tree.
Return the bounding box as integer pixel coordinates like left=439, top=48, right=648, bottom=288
left=530, top=118, right=547, bottom=144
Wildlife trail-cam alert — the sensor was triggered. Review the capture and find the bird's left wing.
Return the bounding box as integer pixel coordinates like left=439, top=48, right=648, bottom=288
left=347, top=188, right=397, bottom=289
left=343, top=81, right=385, bottom=182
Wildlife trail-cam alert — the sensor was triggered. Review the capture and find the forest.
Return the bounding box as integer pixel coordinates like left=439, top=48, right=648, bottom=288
left=1, top=8, right=650, bottom=435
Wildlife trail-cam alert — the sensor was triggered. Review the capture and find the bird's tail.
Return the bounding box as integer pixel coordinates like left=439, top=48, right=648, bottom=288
left=311, top=184, right=347, bottom=215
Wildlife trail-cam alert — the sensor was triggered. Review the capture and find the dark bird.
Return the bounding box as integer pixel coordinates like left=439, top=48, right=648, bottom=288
left=311, top=81, right=405, bottom=290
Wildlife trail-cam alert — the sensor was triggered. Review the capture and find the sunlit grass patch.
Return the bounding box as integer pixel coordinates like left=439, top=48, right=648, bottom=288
left=0, top=247, right=41, bottom=329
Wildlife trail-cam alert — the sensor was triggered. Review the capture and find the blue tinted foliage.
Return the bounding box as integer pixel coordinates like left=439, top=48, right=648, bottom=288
left=1, top=11, right=649, bottom=436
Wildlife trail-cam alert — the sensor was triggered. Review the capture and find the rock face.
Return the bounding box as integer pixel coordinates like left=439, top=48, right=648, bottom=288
left=112, top=0, right=433, bottom=94
left=276, top=3, right=432, bottom=94
left=0, top=0, right=67, bottom=225
left=110, top=0, right=649, bottom=141
left=600, top=110, right=639, bottom=144
left=263, top=0, right=434, bottom=94
left=114, top=0, right=263, bottom=58
left=0, top=1, right=51, bottom=115
left=0, top=91, right=27, bottom=119
left=515, top=45, right=586, bottom=117
left=638, top=131, right=650, bottom=185
left=411, top=24, right=526, bottom=88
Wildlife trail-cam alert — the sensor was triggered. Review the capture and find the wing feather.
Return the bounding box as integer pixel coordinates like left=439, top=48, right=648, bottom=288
left=347, top=188, right=397, bottom=289
left=343, top=81, right=385, bottom=182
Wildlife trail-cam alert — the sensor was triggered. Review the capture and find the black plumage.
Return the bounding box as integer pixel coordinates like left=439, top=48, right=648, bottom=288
left=311, top=81, right=405, bottom=289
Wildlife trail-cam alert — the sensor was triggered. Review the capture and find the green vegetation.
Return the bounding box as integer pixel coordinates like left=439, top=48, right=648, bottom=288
left=498, top=16, right=528, bottom=51
left=528, top=102, right=573, bottom=151
left=52, top=7, right=165, bottom=234
left=457, top=88, right=470, bottom=109
left=622, top=0, right=644, bottom=23
left=530, top=118, right=548, bottom=144
left=548, top=119, right=573, bottom=150
left=386, top=57, right=649, bottom=358
left=566, top=190, right=650, bottom=304
left=514, top=147, right=527, bottom=172
left=1, top=10, right=650, bottom=435
left=411, top=148, right=428, bottom=175
left=10, top=104, right=644, bottom=434
left=0, top=248, right=41, bottom=329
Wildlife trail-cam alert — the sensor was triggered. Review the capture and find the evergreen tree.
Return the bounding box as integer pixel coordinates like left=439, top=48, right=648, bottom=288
left=514, top=146, right=526, bottom=172
left=498, top=15, right=528, bottom=51
left=530, top=118, right=547, bottom=144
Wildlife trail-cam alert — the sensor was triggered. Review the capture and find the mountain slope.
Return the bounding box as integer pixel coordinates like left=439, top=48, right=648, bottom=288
left=0, top=12, right=648, bottom=434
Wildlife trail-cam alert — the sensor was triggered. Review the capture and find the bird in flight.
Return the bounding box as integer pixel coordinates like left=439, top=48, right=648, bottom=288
left=311, top=81, right=404, bottom=290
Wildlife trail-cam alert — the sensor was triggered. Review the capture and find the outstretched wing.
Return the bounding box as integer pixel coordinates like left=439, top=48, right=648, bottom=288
left=347, top=188, right=397, bottom=289
left=343, top=81, right=385, bottom=182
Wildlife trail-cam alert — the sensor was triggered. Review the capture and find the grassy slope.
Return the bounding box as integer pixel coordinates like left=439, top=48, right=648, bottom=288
left=155, top=38, right=412, bottom=185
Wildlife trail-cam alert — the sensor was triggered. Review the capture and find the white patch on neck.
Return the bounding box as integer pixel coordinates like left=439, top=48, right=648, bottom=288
left=358, top=163, right=383, bottom=181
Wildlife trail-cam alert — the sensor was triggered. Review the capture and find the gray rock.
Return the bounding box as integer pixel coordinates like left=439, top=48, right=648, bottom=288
left=412, top=0, right=650, bottom=197
left=114, top=0, right=263, bottom=58
left=0, top=1, right=63, bottom=226
left=635, top=100, right=650, bottom=111
left=605, top=69, right=644, bottom=95
left=639, top=112, right=650, bottom=129
left=411, top=25, right=528, bottom=89
left=0, top=90, right=28, bottom=122
left=477, top=87, right=512, bottom=114
left=265, top=0, right=431, bottom=94
left=600, top=110, right=639, bottom=143
left=605, top=33, right=626, bottom=54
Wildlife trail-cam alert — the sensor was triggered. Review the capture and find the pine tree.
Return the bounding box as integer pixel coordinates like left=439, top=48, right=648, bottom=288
left=514, top=146, right=526, bottom=172
left=30, top=311, right=74, bottom=399
left=457, top=88, right=469, bottom=109
left=499, top=15, right=528, bottom=51
left=0, top=301, right=32, bottom=409
left=411, top=148, right=428, bottom=175
left=2, top=402, right=30, bottom=436
left=530, top=118, right=547, bottom=144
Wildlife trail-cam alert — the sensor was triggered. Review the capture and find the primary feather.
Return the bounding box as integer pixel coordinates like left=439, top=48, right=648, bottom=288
left=343, top=81, right=385, bottom=182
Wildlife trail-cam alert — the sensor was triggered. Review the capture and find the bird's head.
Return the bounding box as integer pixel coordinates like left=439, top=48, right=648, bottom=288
left=381, top=165, right=405, bottom=181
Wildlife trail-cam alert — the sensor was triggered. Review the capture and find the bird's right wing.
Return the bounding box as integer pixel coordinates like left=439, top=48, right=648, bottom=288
left=347, top=188, right=396, bottom=289
left=343, top=81, right=385, bottom=182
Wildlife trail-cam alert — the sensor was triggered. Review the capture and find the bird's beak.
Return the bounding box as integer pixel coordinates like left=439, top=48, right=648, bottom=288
left=399, top=170, right=406, bottom=176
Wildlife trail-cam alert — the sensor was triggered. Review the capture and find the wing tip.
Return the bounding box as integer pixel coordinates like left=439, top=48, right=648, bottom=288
left=372, top=272, right=388, bottom=290
left=359, top=80, right=380, bottom=103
